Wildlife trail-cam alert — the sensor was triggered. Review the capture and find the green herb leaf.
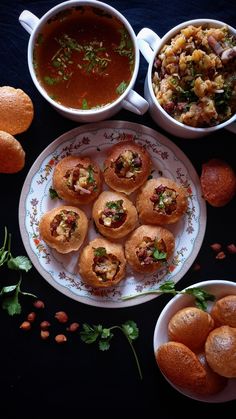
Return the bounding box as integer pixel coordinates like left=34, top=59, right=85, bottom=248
left=152, top=249, right=167, bottom=261
left=44, top=76, right=57, bottom=85
left=93, top=247, right=107, bottom=257
left=82, top=98, right=89, bottom=110
left=80, top=323, right=100, bottom=344
left=116, top=81, right=128, bottom=95
left=7, top=256, right=32, bottom=272
left=122, top=320, right=139, bottom=341
left=99, top=340, right=111, bottom=351
left=0, top=281, right=21, bottom=316
left=49, top=187, right=61, bottom=199
left=159, top=280, right=176, bottom=292
left=87, top=165, right=95, bottom=184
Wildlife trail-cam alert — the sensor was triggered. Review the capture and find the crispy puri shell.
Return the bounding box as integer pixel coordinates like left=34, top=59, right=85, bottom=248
left=168, top=307, right=215, bottom=351
left=92, top=191, right=138, bottom=239
left=53, top=155, right=102, bottom=205
left=103, top=140, right=152, bottom=195
left=0, top=86, right=34, bottom=135
left=200, top=159, right=236, bottom=207
left=156, top=342, right=227, bottom=395
left=136, top=177, right=188, bottom=225
left=205, top=326, right=236, bottom=378
left=125, top=224, right=175, bottom=273
left=39, top=205, right=88, bottom=254
left=156, top=342, right=206, bottom=391
left=210, top=295, right=236, bottom=327
left=0, top=130, right=25, bottom=173
left=78, top=237, right=126, bottom=288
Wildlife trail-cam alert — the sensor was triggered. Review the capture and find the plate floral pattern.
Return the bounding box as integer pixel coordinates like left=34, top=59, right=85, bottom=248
left=19, top=121, right=206, bottom=308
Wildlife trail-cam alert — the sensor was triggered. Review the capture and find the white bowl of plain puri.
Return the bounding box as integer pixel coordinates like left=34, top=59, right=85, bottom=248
left=137, top=19, right=236, bottom=138
left=19, top=0, right=149, bottom=122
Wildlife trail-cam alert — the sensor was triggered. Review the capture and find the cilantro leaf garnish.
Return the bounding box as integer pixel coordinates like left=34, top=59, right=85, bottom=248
left=93, top=247, right=107, bottom=257
left=0, top=278, right=37, bottom=316
left=80, top=320, right=142, bottom=379
left=122, top=280, right=215, bottom=311
left=49, top=187, right=61, bottom=200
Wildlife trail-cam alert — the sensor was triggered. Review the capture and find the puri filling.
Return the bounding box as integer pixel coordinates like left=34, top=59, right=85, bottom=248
left=50, top=210, right=79, bottom=241
left=150, top=185, right=177, bottom=214
left=99, top=199, right=127, bottom=228
left=93, top=247, right=120, bottom=282
left=64, top=164, right=97, bottom=195
left=136, top=236, right=167, bottom=265
left=113, top=149, right=142, bottom=178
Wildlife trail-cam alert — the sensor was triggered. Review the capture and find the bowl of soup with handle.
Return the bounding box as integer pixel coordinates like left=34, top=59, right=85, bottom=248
left=137, top=19, right=236, bottom=138
left=19, top=0, right=149, bottom=122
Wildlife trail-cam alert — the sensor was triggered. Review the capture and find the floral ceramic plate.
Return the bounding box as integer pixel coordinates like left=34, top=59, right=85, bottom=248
left=19, top=121, right=206, bottom=308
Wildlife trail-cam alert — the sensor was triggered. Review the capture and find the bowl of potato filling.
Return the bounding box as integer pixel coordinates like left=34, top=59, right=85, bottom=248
left=137, top=19, right=236, bottom=138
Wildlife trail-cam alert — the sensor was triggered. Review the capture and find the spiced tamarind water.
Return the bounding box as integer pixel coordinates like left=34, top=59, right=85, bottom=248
left=33, top=6, right=135, bottom=110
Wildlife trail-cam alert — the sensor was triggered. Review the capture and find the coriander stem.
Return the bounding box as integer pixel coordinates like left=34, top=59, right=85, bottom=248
left=122, top=289, right=178, bottom=301
left=110, top=326, right=143, bottom=380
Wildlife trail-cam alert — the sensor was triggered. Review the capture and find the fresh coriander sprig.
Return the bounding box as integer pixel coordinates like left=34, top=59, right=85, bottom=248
left=0, top=227, right=36, bottom=315
left=122, top=280, right=215, bottom=310
left=80, top=320, right=142, bottom=380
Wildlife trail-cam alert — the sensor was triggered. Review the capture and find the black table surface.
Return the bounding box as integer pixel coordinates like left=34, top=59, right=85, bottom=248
left=0, top=0, right=236, bottom=417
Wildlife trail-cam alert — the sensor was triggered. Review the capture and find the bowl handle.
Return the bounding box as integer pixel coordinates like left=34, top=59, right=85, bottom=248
left=137, top=28, right=161, bottom=63
left=122, top=89, right=149, bottom=115
left=19, top=10, right=39, bottom=35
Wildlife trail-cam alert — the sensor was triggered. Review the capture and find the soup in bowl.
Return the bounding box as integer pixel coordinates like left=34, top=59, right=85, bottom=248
left=19, top=0, right=149, bottom=122
left=138, top=19, right=236, bottom=138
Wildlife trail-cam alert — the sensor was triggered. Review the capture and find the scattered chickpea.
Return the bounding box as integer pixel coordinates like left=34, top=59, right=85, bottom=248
left=55, top=311, right=68, bottom=323
left=215, top=251, right=226, bottom=260
left=20, top=321, right=31, bottom=331
left=192, top=263, right=201, bottom=271
left=27, top=312, right=36, bottom=323
left=55, top=334, right=67, bottom=344
left=67, top=322, right=80, bottom=332
left=33, top=300, right=45, bottom=309
left=41, top=330, right=50, bottom=340
left=210, top=243, right=222, bottom=252
left=227, top=243, right=236, bottom=254
left=40, top=321, right=51, bottom=330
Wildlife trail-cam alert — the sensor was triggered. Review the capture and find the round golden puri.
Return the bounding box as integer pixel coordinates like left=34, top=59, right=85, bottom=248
left=210, top=295, right=236, bottom=327
left=136, top=177, right=188, bottom=225
left=125, top=224, right=175, bottom=274
left=0, top=130, right=25, bottom=173
left=39, top=205, right=88, bottom=254
left=103, top=140, right=152, bottom=195
left=53, top=155, right=102, bottom=205
left=0, top=86, right=34, bottom=135
left=205, top=326, right=236, bottom=378
left=92, top=190, right=138, bottom=239
left=78, top=237, right=126, bottom=288
left=200, top=158, right=236, bottom=207
left=168, top=307, right=214, bottom=351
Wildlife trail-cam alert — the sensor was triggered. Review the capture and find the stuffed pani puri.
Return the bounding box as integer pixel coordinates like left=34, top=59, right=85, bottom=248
left=39, top=205, right=88, bottom=254
left=92, top=191, right=138, bottom=239
left=78, top=237, right=126, bottom=288
left=53, top=155, right=101, bottom=205
left=103, top=140, right=152, bottom=195
left=136, top=177, right=188, bottom=225
left=125, top=224, right=175, bottom=274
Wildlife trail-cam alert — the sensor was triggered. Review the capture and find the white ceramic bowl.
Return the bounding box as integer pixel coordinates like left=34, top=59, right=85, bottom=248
left=19, top=0, right=149, bottom=122
left=138, top=19, right=236, bottom=138
left=153, top=280, right=236, bottom=402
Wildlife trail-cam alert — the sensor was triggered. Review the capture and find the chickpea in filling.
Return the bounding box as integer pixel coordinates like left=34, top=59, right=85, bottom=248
left=50, top=210, right=79, bottom=241
left=92, top=247, right=120, bottom=282
left=152, top=25, right=236, bottom=127
left=114, top=150, right=142, bottom=178
left=136, top=236, right=167, bottom=265
left=150, top=185, right=177, bottom=214
left=99, top=199, right=127, bottom=228
left=64, top=164, right=97, bottom=194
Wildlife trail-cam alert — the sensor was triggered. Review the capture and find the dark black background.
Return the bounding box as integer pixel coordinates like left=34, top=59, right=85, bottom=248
left=0, top=1, right=235, bottom=417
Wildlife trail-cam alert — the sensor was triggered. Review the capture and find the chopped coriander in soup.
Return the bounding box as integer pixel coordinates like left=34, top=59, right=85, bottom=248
left=33, top=6, right=134, bottom=110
